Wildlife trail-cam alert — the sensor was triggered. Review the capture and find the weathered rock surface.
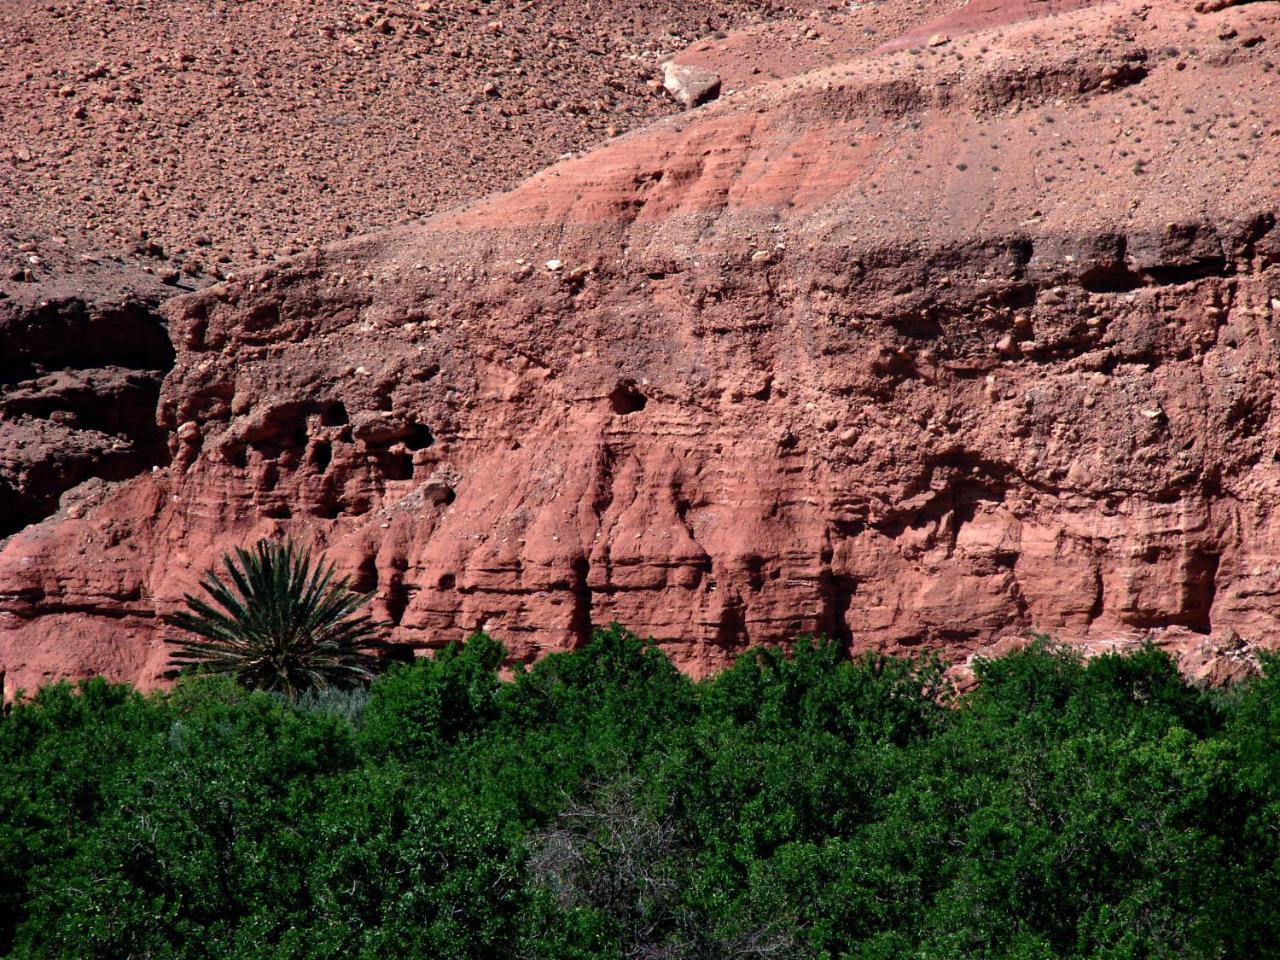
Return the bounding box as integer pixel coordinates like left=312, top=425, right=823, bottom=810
left=662, top=61, right=723, bottom=108
left=0, top=261, right=173, bottom=540
left=2, top=0, right=1280, bottom=693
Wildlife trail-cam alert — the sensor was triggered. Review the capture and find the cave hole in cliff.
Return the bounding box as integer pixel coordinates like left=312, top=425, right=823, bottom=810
left=569, top=556, right=593, bottom=646
left=1184, top=551, right=1220, bottom=636
left=1085, top=568, right=1106, bottom=623
left=1143, top=258, right=1231, bottom=287
left=320, top=402, right=349, bottom=427
left=820, top=573, right=857, bottom=646
left=248, top=431, right=302, bottom=466
left=260, top=461, right=279, bottom=492
left=381, top=642, right=417, bottom=665
left=405, top=422, right=434, bottom=451
left=311, top=440, right=332, bottom=473
left=381, top=451, right=414, bottom=481
left=225, top=443, right=248, bottom=469
left=609, top=382, right=647, bottom=415
left=354, top=555, right=378, bottom=593
left=385, top=574, right=410, bottom=626
left=438, top=573, right=456, bottom=590
left=1078, top=262, right=1143, bottom=294
left=715, top=596, right=749, bottom=648
left=936, top=626, right=981, bottom=643
left=313, top=499, right=342, bottom=520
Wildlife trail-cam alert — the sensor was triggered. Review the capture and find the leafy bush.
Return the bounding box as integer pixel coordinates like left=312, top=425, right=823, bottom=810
left=358, top=631, right=505, bottom=763
left=1, top=629, right=1277, bottom=959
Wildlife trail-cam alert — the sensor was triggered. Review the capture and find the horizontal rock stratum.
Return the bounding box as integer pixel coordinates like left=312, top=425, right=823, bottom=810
left=2, top=0, right=1278, bottom=692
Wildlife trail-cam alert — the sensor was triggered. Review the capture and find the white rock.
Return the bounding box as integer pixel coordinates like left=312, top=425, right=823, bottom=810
left=661, top=60, right=721, bottom=109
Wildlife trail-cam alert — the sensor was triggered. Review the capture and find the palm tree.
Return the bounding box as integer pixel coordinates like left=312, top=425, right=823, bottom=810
left=167, top=538, right=382, bottom=700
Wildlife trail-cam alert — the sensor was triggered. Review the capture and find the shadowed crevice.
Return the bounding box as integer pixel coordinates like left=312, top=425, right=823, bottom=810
left=0, top=297, right=175, bottom=539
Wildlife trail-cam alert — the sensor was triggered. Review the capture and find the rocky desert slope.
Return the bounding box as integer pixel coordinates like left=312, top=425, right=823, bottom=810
left=1, top=0, right=1278, bottom=693
left=1, top=0, right=936, bottom=554
left=1, top=0, right=913, bottom=280
left=1, top=0, right=860, bottom=584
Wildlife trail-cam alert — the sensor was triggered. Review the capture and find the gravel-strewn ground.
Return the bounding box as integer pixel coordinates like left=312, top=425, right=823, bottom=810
left=2, top=0, right=846, bottom=287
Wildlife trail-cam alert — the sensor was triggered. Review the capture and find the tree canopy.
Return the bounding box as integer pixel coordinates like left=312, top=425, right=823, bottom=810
left=2, top=628, right=1277, bottom=959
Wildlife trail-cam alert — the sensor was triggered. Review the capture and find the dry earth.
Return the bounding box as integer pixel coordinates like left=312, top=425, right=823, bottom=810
left=3, top=0, right=852, bottom=284
left=1, top=0, right=1278, bottom=695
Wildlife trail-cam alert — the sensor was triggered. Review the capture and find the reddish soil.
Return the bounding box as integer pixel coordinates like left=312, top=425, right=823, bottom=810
left=668, top=1, right=956, bottom=94
left=1, top=0, right=848, bottom=287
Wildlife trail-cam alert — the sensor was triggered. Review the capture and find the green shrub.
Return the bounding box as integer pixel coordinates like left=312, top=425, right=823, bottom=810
left=358, top=631, right=505, bottom=763
left=1, top=631, right=1277, bottom=959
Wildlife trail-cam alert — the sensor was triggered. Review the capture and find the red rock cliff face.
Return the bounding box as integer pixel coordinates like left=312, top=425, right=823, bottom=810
left=2, top=0, right=1278, bottom=691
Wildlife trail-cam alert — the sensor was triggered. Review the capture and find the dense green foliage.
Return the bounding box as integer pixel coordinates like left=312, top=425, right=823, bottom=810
left=3, top=627, right=1279, bottom=959
left=167, top=539, right=380, bottom=700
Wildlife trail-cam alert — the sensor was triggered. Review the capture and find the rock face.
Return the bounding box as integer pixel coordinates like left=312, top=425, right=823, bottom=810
left=0, top=295, right=173, bottom=538
left=662, top=61, right=722, bottom=108
left=2, top=0, right=1279, bottom=692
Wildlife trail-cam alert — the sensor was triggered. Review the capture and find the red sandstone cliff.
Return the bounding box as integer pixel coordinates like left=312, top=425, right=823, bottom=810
left=1, top=0, right=1278, bottom=692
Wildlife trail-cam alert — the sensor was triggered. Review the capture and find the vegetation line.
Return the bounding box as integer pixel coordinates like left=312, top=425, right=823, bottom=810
left=2, top=628, right=1278, bottom=959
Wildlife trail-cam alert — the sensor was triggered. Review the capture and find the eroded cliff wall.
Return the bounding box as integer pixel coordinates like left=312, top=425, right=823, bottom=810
left=2, top=0, right=1277, bottom=691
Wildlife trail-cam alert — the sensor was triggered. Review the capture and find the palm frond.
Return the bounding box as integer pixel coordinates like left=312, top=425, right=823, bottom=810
left=165, top=538, right=383, bottom=699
